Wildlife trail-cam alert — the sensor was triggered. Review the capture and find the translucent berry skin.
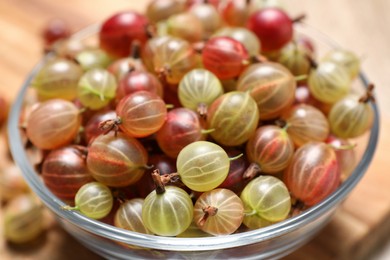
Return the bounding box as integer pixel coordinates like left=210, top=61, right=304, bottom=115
left=218, top=149, right=248, bottom=193
left=247, top=8, right=293, bottom=52
left=153, top=37, right=198, bottom=85
left=116, top=71, right=163, bottom=102
left=284, top=142, right=340, bottom=206
left=99, top=11, right=149, bottom=57
left=322, top=49, right=360, bottom=79
left=87, top=132, right=148, bottom=187
left=26, top=99, right=81, bottom=150
left=194, top=188, right=244, bottom=236
left=276, top=42, right=311, bottom=77
left=42, top=146, right=94, bottom=202
left=166, top=12, right=204, bottom=43
left=116, top=91, right=167, bottom=138
left=241, top=175, right=291, bottom=223
left=107, top=57, right=146, bottom=81
left=282, top=104, right=330, bottom=147
left=326, top=136, right=356, bottom=181
left=246, top=125, right=294, bottom=174
left=212, top=27, right=261, bottom=57
left=74, top=182, right=113, bottom=219
left=202, top=36, right=249, bottom=80
left=308, top=62, right=351, bottom=104
left=142, top=186, right=193, bottom=236
left=207, top=91, right=259, bottom=147
left=237, top=62, right=296, bottom=120
left=32, top=58, right=83, bottom=101
left=4, top=194, right=44, bottom=244
left=114, top=198, right=152, bottom=234
left=328, top=95, right=374, bottom=138
left=178, top=69, right=223, bottom=112
left=42, top=18, right=71, bottom=46
left=220, top=0, right=252, bottom=27
left=176, top=141, right=230, bottom=192
left=84, top=110, right=117, bottom=145
left=156, top=108, right=205, bottom=158
left=190, top=3, right=221, bottom=38
left=141, top=35, right=173, bottom=73
left=77, top=68, right=117, bottom=110
left=146, top=0, right=186, bottom=24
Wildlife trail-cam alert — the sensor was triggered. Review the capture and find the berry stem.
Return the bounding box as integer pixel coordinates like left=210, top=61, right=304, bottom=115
left=229, top=153, right=243, bottom=161
left=201, top=128, right=215, bottom=135
left=99, top=117, right=122, bottom=136
left=358, top=84, right=375, bottom=103
left=306, top=54, right=318, bottom=69
left=292, top=14, right=306, bottom=23
left=243, top=162, right=262, bottom=180
left=197, top=103, right=208, bottom=118
left=130, top=40, right=141, bottom=59
left=152, top=169, right=166, bottom=194
left=198, top=206, right=218, bottom=227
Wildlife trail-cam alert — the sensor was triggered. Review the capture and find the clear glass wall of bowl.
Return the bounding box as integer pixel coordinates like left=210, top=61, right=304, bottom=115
left=8, top=23, right=379, bottom=259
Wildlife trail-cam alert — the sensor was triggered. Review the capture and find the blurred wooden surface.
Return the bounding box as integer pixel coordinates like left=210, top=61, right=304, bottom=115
left=0, top=0, right=390, bottom=259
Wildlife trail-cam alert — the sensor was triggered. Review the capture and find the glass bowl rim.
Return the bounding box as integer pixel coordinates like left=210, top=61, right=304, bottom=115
left=8, top=22, right=380, bottom=251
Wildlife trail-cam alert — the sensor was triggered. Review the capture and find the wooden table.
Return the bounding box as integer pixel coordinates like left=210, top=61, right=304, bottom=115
left=1, top=0, right=390, bottom=259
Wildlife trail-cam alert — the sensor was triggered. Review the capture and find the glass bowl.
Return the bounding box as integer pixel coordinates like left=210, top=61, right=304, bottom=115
left=8, top=23, right=379, bottom=259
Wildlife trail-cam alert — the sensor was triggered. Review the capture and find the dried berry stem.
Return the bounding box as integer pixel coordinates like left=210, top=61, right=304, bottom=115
left=198, top=206, right=218, bottom=227
left=358, top=84, right=375, bottom=103
left=99, top=117, right=122, bottom=136
left=243, top=163, right=262, bottom=180
left=306, top=54, right=318, bottom=69
left=197, top=103, right=208, bottom=118
left=152, top=169, right=166, bottom=194
left=292, top=14, right=306, bottom=23
left=130, top=40, right=141, bottom=59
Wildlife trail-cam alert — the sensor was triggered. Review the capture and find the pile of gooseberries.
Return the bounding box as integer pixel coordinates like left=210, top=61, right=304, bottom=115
left=21, top=0, right=375, bottom=240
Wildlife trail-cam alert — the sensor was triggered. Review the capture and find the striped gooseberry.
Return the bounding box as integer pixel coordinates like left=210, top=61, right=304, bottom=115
left=194, top=188, right=244, bottom=236
left=32, top=58, right=83, bottom=101
left=142, top=171, right=193, bottom=236
left=114, top=198, right=152, bottom=234
left=153, top=37, right=198, bottom=85
left=26, top=99, right=82, bottom=150
left=77, top=68, right=117, bottom=110
left=156, top=108, right=208, bottom=158
left=308, top=61, right=351, bottom=104
left=116, top=70, right=163, bottom=102
left=41, top=145, right=94, bottom=202
left=87, top=132, right=148, bottom=187
left=245, top=125, right=294, bottom=178
left=99, top=11, right=149, bottom=57
left=178, top=69, right=224, bottom=117
left=281, top=104, right=330, bottom=147
left=328, top=85, right=374, bottom=138
left=237, top=62, right=296, bottom=120
left=284, top=142, right=340, bottom=206
left=63, top=182, right=113, bottom=219
left=100, top=91, right=167, bottom=138
left=207, top=91, right=259, bottom=146
left=176, top=141, right=231, bottom=192
left=4, top=194, right=45, bottom=244
left=241, top=175, right=291, bottom=227
left=202, top=36, right=249, bottom=80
